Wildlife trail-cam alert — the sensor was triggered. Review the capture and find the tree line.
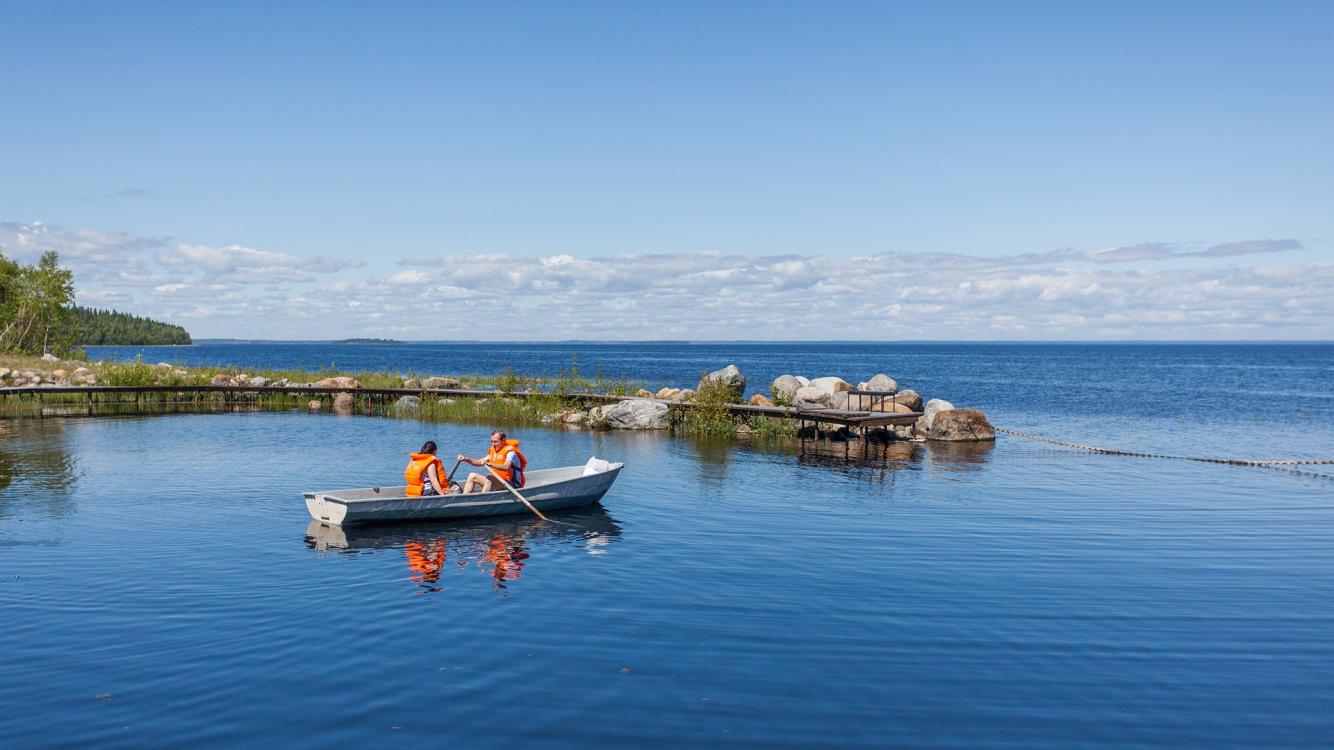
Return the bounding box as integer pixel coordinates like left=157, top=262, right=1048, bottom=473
left=1, top=249, right=192, bottom=355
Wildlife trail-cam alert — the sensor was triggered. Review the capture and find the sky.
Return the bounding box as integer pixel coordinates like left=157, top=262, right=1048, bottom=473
left=1, top=1, right=1331, bottom=340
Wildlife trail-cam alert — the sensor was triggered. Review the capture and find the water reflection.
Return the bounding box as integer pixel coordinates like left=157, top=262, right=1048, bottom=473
left=0, top=418, right=79, bottom=508
left=305, top=505, right=622, bottom=594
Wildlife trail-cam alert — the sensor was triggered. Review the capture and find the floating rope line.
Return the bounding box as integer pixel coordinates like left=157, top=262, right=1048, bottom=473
left=996, top=427, right=1334, bottom=480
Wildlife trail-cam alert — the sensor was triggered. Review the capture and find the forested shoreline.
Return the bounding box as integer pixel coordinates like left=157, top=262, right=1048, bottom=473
left=0, top=249, right=191, bottom=354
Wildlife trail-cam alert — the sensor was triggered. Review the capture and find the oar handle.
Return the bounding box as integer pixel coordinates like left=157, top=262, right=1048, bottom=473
left=446, top=459, right=463, bottom=483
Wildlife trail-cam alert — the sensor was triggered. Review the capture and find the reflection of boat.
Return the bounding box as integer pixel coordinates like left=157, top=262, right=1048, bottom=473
left=304, top=462, right=623, bottom=526
left=304, top=505, right=623, bottom=552
left=305, top=506, right=623, bottom=591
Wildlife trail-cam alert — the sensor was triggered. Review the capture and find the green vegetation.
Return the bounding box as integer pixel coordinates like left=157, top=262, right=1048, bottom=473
left=679, top=375, right=738, bottom=434
left=0, top=250, right=76, bottom=356
left=73, top=307, right=191, bottom=346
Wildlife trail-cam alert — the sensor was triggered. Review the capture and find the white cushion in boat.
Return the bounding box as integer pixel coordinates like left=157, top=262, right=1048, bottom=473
left=583, top=456, right=611, bottom=476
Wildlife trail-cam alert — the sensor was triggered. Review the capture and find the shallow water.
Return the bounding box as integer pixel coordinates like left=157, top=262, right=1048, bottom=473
left=3, top=410, right=1333, bottom=748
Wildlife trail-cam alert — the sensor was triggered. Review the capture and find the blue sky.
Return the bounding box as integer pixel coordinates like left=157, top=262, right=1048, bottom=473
left=1, top=2, right=1331, bottom=339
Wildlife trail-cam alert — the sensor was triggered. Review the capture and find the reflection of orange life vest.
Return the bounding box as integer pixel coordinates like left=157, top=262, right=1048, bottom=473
left=486, top=439, right=528, bottom=487
left=404, top=539, right=446, bottom=583
left=404, top=452, right=444, bottom=496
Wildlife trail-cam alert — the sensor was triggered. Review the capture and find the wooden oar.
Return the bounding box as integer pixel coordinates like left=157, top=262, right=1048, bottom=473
left=486, top=465, right=580, bottom=527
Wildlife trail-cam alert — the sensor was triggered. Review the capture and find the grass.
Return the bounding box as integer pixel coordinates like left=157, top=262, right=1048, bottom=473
left=678, top=376, right=739, bottom=435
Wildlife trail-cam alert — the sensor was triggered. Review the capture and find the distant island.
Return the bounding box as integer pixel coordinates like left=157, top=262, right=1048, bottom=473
left=335, top=338, right=403, bottom=344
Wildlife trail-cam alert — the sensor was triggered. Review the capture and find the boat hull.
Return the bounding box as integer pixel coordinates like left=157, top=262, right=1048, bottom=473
left=304, top=465, right=621, bottom=526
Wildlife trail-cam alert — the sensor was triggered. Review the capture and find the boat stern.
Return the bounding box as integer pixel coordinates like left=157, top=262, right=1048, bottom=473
left=305, top=492, right=348, bottom=525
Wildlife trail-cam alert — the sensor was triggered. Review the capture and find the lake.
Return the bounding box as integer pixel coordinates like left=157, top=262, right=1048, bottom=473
left=3, top=343, right=1333, bottom=747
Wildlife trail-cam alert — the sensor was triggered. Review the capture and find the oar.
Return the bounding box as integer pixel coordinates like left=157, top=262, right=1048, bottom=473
left=486, top=465, right=581, bottom=528
left=444, top=459, right=464, bottom=492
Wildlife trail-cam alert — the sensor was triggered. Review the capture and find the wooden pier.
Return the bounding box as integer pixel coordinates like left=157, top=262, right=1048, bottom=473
left=0, top=384, right=923, bottom=435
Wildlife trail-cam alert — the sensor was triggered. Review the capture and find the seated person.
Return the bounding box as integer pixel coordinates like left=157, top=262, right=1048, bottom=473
left=458, top=431, right=527, bottom=493
left=404, top=440, right=452, bottom=497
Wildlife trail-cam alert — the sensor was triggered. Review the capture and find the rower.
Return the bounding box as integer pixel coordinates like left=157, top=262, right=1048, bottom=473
left=404, top=440, right=450, bottom=497
left=457, top=431, right=527, bottom=493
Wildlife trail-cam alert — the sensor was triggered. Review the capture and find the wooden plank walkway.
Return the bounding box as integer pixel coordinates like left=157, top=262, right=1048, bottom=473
left=0, top=384, right=922, bottom=429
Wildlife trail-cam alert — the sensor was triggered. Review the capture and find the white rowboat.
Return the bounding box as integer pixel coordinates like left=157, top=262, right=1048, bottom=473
left=304, top=460, right=623, bottom=526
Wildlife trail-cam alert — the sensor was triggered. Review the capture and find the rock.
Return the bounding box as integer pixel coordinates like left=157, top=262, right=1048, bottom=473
left=41, top=353, right=58, bottom=362
left=275, top=378, right=290, bottom=387
left=677, top=388, right=696, bottom=401
left=891, top=389, right=923, bottom=411
left=72, top=367, right=91, bottom=378
left=748, top=393, right=773, bottom=407
left=770, top=374, right=804, bottom=402
left=886, top=402, right=915, bottom=414
left=796, top=376, right=811, bottom=386
left=245, top=376, right=270, bottom=388
left=591, top=399, right=669, bottom=430
left=402, top=378, right=420, bottom=389
left=927, top=409, right=995, bottom=442
left=654, top=387, right=680, bottom=400
left=316, top=376, right=360, bottom=389
left=735, top=423, right=754, bottom=435
left=210, top=374, right=231, bottom=386
left=419, top=376, right=461, bottom=390
left=923, top=399, right=956, bottom=431
left=865, top=373, right=898, bottom=393
left=332, top=392, right=355, bottom=414
left=392, top=395, right=421, bottom=414
left=308, top=399, right=322, bottom=411
left=793, top=386, right=832, bottom=408
left=52, top=369, right=67, bottom=381
left=0, top=368, right=9, bottom=379
left=808, top=376, right=853, bottom=397
left=698, top=365, right=746, bottom=401
left=174, top=369, right=189, bottom=378
left=635, top=388, right=655, bottom=398
left=562, top=410, right=589, bottom=425
left=828, top=390, right=851, bottom=410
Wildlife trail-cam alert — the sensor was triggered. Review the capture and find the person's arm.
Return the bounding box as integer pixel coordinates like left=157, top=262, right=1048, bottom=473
left=426, top=463, right=446, bottom=494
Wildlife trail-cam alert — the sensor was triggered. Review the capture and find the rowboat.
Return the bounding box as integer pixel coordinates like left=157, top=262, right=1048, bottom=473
left=304, top=458, right=623, bottom=526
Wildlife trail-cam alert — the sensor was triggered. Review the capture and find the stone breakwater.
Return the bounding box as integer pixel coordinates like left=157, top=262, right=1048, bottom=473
left=2, top=358, right=994, bottom=442
left=539, top=364, right=994, bottom=443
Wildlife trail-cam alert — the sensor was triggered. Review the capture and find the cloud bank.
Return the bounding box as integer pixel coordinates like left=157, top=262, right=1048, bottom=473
left=1, top=221, right=1327, bottom=340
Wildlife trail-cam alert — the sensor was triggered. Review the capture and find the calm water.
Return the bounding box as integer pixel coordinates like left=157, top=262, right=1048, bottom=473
left=4, top=344, right=1333, bottom=747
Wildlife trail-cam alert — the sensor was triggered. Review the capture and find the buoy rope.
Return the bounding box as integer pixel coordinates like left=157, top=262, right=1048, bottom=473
left=996, top=427, right=1334, bottom=478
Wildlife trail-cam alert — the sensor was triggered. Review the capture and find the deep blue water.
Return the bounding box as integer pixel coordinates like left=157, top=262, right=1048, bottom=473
left=3, top=343, right=1333, bottom=747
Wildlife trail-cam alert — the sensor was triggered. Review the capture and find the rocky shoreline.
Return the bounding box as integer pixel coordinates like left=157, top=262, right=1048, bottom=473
left=1, top=356, right=995, bottom=443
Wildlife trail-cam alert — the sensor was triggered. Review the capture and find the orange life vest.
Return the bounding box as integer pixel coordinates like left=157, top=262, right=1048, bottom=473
left=485, top=439, right=528, bottom=487
left=404, top=452, right=444, bottom=496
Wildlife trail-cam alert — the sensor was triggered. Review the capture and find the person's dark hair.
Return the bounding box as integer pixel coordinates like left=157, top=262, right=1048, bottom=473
left=421, top=440, right=437, bottom=454
left=492, top=431, right=506, bottom=441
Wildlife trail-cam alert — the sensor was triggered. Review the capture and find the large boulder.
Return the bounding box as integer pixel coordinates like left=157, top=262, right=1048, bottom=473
left=0, top=368, right=10, bottom=380
left=401, top=378, right=420, bottom=389
left=419, top=376, right=461, bottom=390
left=923, top=399, right=956, bottom=431
left=828, top=390, right=851, bottom=410
left=792, top=386, right=832, bottom=409
left=635, top=388, right=655, bottom=398
left=808, top=376, right=853, bottom=397
left=927, top=409, right=995, bottom=442
left=332, top=392, right=356, bottom=414
left=698, top=365, right=746, bottom=401
left=796, top=376, right=811, bottom=386
left=748, top=393, right=773, bottom=407
left=41, top=353, right=58, bottom=363
left=392, top=395, right=421, bottom=414
left=655, top=387, right=683, bottom=400
left=770, top=374, right=804, bottom=402
left=308, top=399, right=322, bottom=411
left=561, top=410, right=589, bottom=426
left=892, top=389, right=923, bottom=411
left=592, top=399, right=669, bottom=430
left=210, top=373, right=231, bottom=386
left=317, top=376, right=360, bottom=390
left=865, top=373, right=898, bottom=393
left=245, top=376, right=270, bottom=388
